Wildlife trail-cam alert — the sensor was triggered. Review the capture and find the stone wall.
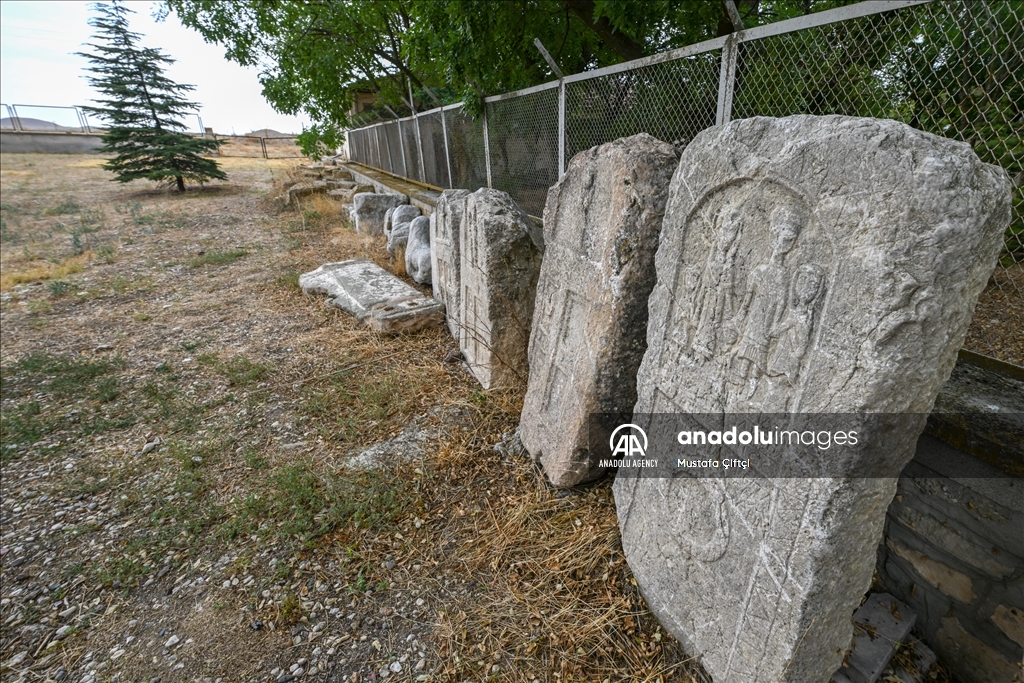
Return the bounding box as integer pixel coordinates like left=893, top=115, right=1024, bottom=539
left=1, top=132, right=103, bottom=154
left=877, top=355, right=1024, bottom=683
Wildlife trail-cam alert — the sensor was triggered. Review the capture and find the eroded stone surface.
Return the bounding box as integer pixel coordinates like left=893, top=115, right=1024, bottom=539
left=831, top=593, right=916, bottom=683
left=285, top=181, right=327, bottom=206
left=299, top=259, right=421, bottom=319
left=328, top=183, right=371, bottom=202
left=354, top=193, right=409, bottom=236
left=935, top=616, right=1021, bottom=683
left=367, top=295, right=444, bottom=334
left=459, top=189, right=542, bottom=390
left=406, top=216, right=432, bottom=285
left=431, top=190, right=471, bottom=338
left=387, top=205, right=421, bottom=256
left=520, top=133, right=677, bottom=487
left=614, top=116, right=1010, bottom=683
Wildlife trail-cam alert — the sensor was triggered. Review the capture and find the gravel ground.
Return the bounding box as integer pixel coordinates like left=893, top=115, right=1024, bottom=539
left=1, top=154, right=707, bottom=683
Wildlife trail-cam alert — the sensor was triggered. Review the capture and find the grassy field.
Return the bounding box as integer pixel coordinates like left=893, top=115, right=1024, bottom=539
left=0, top=153, right=722, bottom=683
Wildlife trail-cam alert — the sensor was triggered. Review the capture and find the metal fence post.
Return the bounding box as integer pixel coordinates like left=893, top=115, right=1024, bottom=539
left=440, top=108, right=454, bottom=188
left=384, top=125, right=395, bottom=172
left=558, top=81, right=566, bottom=176
left=716, top=33, right=739, bottom=126
left=397, top=119, right=409, bottom=178
left=483, top=104, right=493, bottom=189
left=374, top=125, right=384, bottom=169
left=415, top=116, right=426, bottom=181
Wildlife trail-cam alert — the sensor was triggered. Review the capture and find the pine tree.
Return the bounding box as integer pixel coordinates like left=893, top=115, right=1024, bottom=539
left=78, top=1, right=225, bottom=192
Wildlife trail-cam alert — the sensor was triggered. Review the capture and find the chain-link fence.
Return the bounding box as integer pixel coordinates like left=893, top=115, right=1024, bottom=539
left=348, top=0, right=1022, bottom=360
left=2, top=104, right=304, bottom=159
left=1, top=104, right=94, bottom=132
left=210, top=134, right=305, bottom=159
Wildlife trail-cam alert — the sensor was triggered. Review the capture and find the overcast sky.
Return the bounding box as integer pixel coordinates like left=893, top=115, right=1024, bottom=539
left=1, top=1, right=310, bottom=135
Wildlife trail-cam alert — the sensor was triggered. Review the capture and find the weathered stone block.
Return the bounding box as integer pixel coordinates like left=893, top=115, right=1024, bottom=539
left=831, top=593, right=916, bottom=683
left=353, top=193, right=408, bottom=236
left=614, top=116, right=1010, bottom=683
left=936, top=616, right=1021, bottom=682
left=406, top=216, right=432, bottom=285
left=286, top=181, right=327, bottom=206
left=367, top=295, right=445, bottom=334
left=328, top=184, right=374, bottom=204
left=459, top=189, right=542, bottom=390
left=431, top=189, right=471, bottom=338
left=302, top=261, right=443, bottom=335
left=387, top=205, right=421, bottom=256
left=519, top=133, right=677, bottom=487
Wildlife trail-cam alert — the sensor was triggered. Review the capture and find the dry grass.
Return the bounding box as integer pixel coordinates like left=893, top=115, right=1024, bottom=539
left=303, top=192, right=346, bottom=218
left=2, top=152, right=713, bottom=682
left=962, top=262, right=1024, bottom=365
left=0, top=152, right=968, bottom=683
left=391, top=244, right=408, bottom=278
left=0, top=252, right=92, bottom=289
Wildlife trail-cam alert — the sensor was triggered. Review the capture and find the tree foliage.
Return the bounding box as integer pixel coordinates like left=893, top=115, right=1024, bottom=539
left=165, top=0, right=856, bottom=149
left=79, top=1, right=225, bottom=192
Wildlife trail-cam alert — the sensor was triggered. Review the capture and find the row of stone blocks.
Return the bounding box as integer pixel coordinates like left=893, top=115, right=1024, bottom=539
left=433, top=116, right=1012, bottom=682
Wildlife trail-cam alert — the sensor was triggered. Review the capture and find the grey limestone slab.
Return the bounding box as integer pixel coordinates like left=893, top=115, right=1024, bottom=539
left=519, top=133, right=678, bottom=487
left=299, top=258, right=423, bottom=320
left=458, top=189, right=542, bottom=390
left=431, top=189, right=471, bottom=338
left=614, top=115, right=1011, bottom=683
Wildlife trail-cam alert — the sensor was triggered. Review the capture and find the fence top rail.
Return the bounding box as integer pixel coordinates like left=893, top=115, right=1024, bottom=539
left=562, top=0, right=932, bottom=84
left=483, top=80, right=560, bottom=104
left=354, top=100, right=469, bottom=132
left=734, top=0, right=933, bottom=43
left=349, top=0, right=935, bottom=135
left=10, top=103, right=87, bottom=111
left=562, top=36, right=728, bottom=84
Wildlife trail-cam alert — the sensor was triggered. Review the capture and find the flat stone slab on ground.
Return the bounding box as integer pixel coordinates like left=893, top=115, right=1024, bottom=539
left=299, top=260, right=442, bottom=334
left=614, top=115, right=1010, bottom=683
left=878, top=637, right=937, bottom=683
left=367, top=295, right=444, bottom=334
left=520, top=133, right=677, bottom=488
left=831, top=593, right=916, bottom=683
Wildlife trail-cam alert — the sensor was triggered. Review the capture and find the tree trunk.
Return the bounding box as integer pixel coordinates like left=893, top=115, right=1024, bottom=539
left=176, top=175, right=185, bottom=192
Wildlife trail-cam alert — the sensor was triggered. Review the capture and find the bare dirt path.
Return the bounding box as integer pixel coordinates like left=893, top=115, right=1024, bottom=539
left=0, top=154, right=706, bottom=683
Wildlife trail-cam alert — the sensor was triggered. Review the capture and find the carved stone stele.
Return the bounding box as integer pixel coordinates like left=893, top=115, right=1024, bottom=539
left=459, top=189, right=542, bottom=390
left=431, top=190, right=471, bottom=338
left=520, top=133, right=678, bottom=487
left=614, top=116, right=1010, bottom=683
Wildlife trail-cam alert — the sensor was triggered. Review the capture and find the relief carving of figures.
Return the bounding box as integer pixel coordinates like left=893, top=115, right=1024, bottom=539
left=730, top=204, right=807, bottom=394
left=689, top=205, right=744, bottom=360
left=767, top=263, right=826, bottom=387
